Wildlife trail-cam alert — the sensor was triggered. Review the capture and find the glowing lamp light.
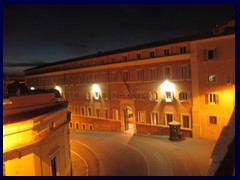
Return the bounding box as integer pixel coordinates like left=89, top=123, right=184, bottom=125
left=92, top=84, right=100, bottom=100
left=30, top=87, right=35, bottom=90
left=55, top=86, right=62, bottom=94
left=161, top=80, right=174, bottom=92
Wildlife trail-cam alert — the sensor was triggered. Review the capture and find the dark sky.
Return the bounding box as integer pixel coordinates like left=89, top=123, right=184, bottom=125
left=3, top=4, right=235, bottom=79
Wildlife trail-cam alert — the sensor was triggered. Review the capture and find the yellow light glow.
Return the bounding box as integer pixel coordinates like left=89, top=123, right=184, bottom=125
left=92, top=84, right=100, bottom=93
left=30, top=87, right=35, bottom=90
left=55, top=86, right=62, bottom=94
left=161, top=80, right=174, bottom=92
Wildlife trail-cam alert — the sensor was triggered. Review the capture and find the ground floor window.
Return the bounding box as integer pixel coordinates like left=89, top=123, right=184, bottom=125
left=181, top=114, right=191, bottom=129
left=138, top=111, right=146, bottom=123
left=151, top=112, right=159, bottom=125
left=165, top=113, right=173, bottom=125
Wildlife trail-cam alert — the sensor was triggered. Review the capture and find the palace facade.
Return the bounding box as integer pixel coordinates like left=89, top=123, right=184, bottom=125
left=24, top=20, right=235, bottom=139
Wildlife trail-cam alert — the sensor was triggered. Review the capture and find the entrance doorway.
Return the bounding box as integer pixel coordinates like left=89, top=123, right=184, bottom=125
left=124, top=107, right=134, bottom=131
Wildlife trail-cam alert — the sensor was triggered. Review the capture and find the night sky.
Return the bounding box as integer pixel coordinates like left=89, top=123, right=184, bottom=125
left=3, top=4, right=235, bottom=79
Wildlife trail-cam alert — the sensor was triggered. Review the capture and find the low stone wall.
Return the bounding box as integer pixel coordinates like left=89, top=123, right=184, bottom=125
left=70, top=115, right=121, bottom=131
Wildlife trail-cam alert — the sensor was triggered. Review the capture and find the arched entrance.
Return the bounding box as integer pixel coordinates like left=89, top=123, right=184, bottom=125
left=123, top=107, right=134, bottom=132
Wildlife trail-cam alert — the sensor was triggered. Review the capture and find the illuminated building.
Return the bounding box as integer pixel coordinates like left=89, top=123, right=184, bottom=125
left=3, top=93, right=72, bottom=176
left=23, top=20, right=235, bottom=139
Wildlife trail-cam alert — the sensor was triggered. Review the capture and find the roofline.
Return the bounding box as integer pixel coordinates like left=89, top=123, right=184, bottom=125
left=24, top=27, right=235, bottom=72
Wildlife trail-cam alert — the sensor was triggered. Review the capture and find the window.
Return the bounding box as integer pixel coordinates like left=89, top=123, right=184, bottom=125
left=113, top=109, right=119, bottom=120
left=74, top=106, right=79, bottom=114
left=89, top=125, right=93, bottom=130
left=136, top=53, right=142, bottom=59
left=205, top=49, right=217, bottom=60
left=151, top=112, right=159, bottom=125
left=208, top=75, right=216, bottom=82
left=104, top=109, right=109, bottom=119
left=110, top=72, right=117, bottom=82
left=165, top=113, right=173, bottom=125
left=179, top=92, right=190, bottom=101
left=164, top=92, right=174, bottom=102
left=82, top=124, right=86, bottom=130
left=78, top=91, right=85, bottom=99
left=51, top=157, right=57, bottom=176
left=102, top=92, right=108, bottom=99
left=149, top=91, right=159, bottom=101
left=123, top=56, right=128, bottom=61
left=178, top=65, right=190, bottom=79
left=87, top=107, right=92, bottom=116
left=149, top=68, right=157, bottom=80
left=138, top=111, right=146, bottom=123
left=149, top=51, right=155, bottom=58
left=93, top=91, right=100, bottom=100
left=123, top=71, right=130, bottom=81
left=136, top=91, right=145, bottom=100
left=136, top=69, right=144, bottom=81
left=68, top=106, right=72, bottom=112
left=164, top=49, right=170, bottom=56
left=181, top=115, right=191, bottom=129
left=205, top=93, right=219, bottom=104
left=80, top=107, right=85, bottom=116
left=164, top=67, right=171, bottom=80
left=209, top=116, right=217, bottom=125
left=76, top=123, right=79, bottom=129
left=86, top=92, right=92, bottom=99
left=180, top=46, right=186, bottom=54
left=95, top=108, right=100, bottom=117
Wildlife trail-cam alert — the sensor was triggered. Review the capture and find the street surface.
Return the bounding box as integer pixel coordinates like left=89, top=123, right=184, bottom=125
left=70, top=130, right=216, bottom=176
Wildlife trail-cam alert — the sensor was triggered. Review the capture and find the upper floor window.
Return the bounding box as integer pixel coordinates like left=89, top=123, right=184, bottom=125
left=149, top=91, right=159, bottom=101
left=178, top=65, right=190, bottom=79
left=205, top=49, right=217, bottom=60
left=123, top=56, right=128, bottom=61
left=164, top=91, right=174, bottom=102
left=136, top=91, right=145, bottom=100
left=179, top=92, right=190, bottom=102
left=205, top=93, right=219, bottom=105
left=123, top=71, right=130, bottom=81
left=208, top=75, right=216, bottom=82
left=110, top=72, right=117, bottom=82
left=180, top=46, right=186, bottom=54
left=149, top=51, right=155, bottom=58
left=164, top=49, right=170, bottom=56
left=86, top=92, right=92, bottom=100
left=149, top=68, right=157, bottom=81
left=164, top=66, right=171, bottom=80
left=209, top=116, right=217, bottom=125
left=136, top=53, right=142, bottom=60
left=136, top=69, right=144, bottom=81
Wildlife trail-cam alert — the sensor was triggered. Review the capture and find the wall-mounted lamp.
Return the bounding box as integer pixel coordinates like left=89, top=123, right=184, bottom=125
left=161, top=80, right=175, bottom=102
left=92, top=84, right=100, bottom=100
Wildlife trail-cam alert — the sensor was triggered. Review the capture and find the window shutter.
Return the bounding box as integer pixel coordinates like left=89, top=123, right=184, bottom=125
left=179, top=92, right=182, bottom=100
left=216, top=94, right=219, bottom=104
left=186, top=66, right=190, bottom=78
left=205, top=94, right=209, bottom=104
